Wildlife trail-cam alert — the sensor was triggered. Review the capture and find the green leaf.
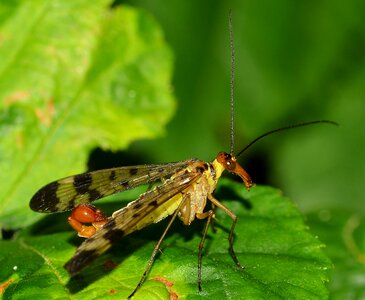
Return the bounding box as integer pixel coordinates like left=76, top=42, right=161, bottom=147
left=307, top=210, right=365, bottom=299
left=0, top=1, right=175, bottom=228
left=1, top=180, right=331, bottom=299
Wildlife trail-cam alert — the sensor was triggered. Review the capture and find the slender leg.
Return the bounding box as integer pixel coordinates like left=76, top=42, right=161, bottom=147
left=207, top=194, right=245, bottom=270
left=128, top=193, right=189, bottom=299
left=145, top=182, right=154, bottom=192
left=210, top=202, right=217, bottom=233
left=196, top=210, right=215, bottom=291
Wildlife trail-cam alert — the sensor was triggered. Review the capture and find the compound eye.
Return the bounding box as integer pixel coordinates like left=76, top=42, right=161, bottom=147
left=217, top=152, right=237, bottom=171
left=225, top=159, right=236, bottom=171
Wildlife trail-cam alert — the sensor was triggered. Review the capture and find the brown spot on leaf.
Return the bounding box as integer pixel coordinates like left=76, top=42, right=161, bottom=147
left=108, top=288, right=116, bottom=294
left=35, top=99, right=55, bottom=126
left=0, top=279, right=14, bottom=294
left=151, top=276, right=178, bottom=300
left=103, top=260, right=118, bottom=271
left=4, top=91, right=29, bottom=105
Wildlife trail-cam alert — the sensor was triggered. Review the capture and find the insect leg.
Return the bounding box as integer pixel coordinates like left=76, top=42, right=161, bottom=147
left=207, top=194, right=245, bottom=270
left=196, top=210, right=215, bottom=291
left=145, top=182, right=154, bottom=192
left=128, top=193, right=189, bottom=299
left=209, top=202, right=217, bottom=233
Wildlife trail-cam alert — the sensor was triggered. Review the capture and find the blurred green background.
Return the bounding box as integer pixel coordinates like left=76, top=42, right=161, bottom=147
left=117, top=2, right=365, bottom=296
left=120, top=0, right=365, bottom=214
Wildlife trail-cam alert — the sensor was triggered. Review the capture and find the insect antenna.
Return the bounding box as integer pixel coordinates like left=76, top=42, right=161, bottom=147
left=236, top=120, right=338, bottom=157
left=229, top=9, right=235, bottom=156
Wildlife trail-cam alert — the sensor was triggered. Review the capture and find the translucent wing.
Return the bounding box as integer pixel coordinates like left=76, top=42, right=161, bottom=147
left=64, top=169, right=201, bottom=276
left=30, top=160, right=194, bottom=213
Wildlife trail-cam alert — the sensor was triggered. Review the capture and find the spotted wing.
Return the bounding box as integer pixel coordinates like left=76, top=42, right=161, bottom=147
left=30, top=160, right=194, bottom=213
left=64, top=169, right=201, bottom=276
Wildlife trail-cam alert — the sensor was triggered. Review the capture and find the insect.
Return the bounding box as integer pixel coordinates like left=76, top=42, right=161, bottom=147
left=29, top=13, right=337, bottom=299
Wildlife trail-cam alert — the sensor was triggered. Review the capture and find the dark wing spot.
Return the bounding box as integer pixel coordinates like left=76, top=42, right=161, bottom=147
left=133, top=201, right=143, bottom=210
left=109, top=170, right=117, bottom=181
left=88, top=189, right=102, bottom=201
left=196, top=167, right=205, bottom=173
left=105, top=218, right=116, bottom=229
left=64, top=249, right=99, bottom=276
left=196, top=163, right=209, bottom=173
left=149, top=200, right=158, bottom=207
left=74, top=173, right=93, bottom=194
left=30, top=181, right=60, bottom=212
left=129, top=168, right=138, bottom=175
left=103, top=226, right=126, bottom=244
left=103, top=219, right=125, bottom=244
left=121, top=181, right=129, bottom=188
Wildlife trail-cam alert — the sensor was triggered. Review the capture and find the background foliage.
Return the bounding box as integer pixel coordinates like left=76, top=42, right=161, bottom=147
left=1, top=0, right=364, bottom=299
left=123, top=0, right=365, bottom=214
left=121, top=1, right=365, bottom=297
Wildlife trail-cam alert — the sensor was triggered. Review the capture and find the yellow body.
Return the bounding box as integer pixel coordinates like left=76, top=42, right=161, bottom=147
left=116, top=158, right=225, bottom=233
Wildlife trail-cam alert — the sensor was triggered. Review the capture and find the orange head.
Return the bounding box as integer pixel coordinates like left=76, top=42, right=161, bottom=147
left=216, top=152, right=253, bottom=190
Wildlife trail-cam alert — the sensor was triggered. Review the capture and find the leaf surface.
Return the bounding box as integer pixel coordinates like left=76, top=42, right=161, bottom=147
left=0, top=1, right=175, bottom=228
left=1, top=180, right=331, bottom=299
left=308, top=210, right=365, bottom=299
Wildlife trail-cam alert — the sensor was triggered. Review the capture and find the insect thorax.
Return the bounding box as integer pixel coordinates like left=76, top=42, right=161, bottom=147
left=177, top=159, right=225, bottom=225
